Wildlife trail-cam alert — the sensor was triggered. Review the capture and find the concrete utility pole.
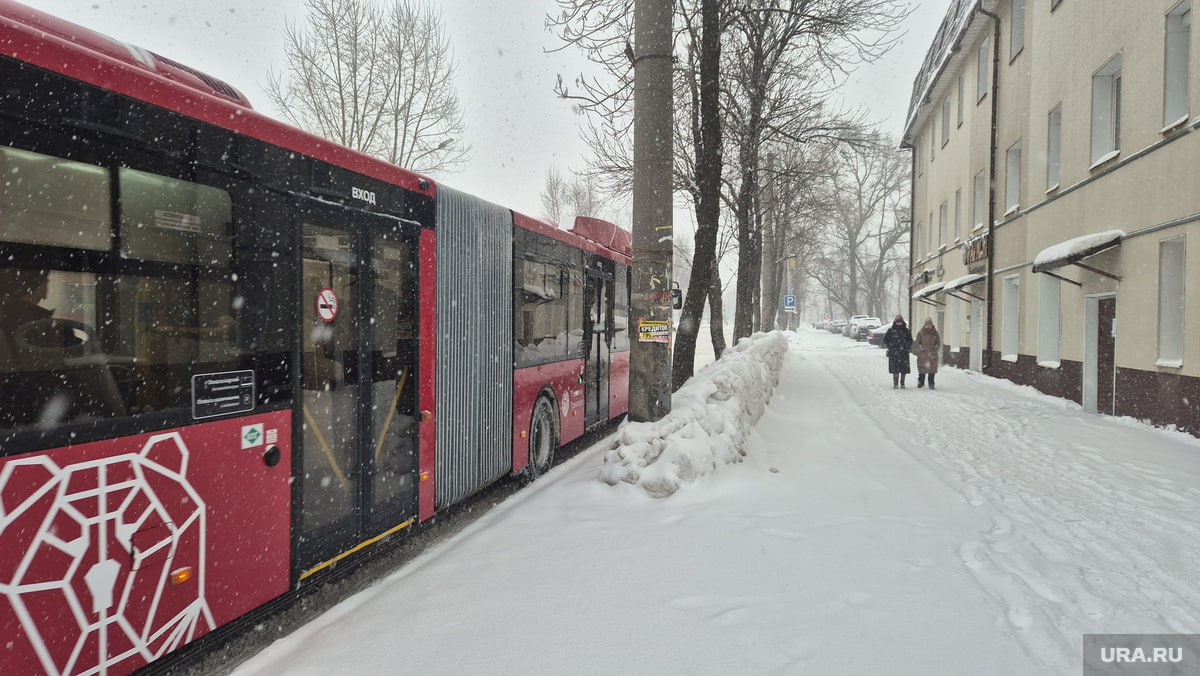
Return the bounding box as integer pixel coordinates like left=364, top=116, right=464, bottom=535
left=628, top=0, right=674, bottom=422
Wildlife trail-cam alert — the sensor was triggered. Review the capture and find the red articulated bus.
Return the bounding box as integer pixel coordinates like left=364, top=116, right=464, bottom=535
left=0, top=2, right=631, bottom=674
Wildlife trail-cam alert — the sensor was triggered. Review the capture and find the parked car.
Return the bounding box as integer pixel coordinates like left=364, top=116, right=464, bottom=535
left=830, top=319, right=848, bottom=334
left=855, top=318, right=881, bottom=341
left=867, top=323, right=890, bottom=346
left=845, top=315, right=870, bottom=337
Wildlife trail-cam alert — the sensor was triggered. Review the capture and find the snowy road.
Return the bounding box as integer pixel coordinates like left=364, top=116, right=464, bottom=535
left=235, top=328, right=1200, bottom=675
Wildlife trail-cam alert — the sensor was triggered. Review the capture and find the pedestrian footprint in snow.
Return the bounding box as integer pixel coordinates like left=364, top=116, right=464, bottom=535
left=883, top=315, right=912, bottom=389
left=913, top=317, right=941, bottom=390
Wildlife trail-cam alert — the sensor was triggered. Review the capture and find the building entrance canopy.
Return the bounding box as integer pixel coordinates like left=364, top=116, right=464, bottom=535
left=1031, top=230, right=1125, bottom=274
left=912, top=281, right=945, bottom=301
left=943, top=273, right=985, bottom=293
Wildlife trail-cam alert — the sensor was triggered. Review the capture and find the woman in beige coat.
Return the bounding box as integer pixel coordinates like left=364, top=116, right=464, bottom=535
left=912, top=317, right=941, bottom=389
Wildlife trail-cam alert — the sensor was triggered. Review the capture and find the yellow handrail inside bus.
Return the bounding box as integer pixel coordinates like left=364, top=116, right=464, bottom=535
left=302, top=402, right=349, bottom=488
left=374, top=367, right=409, bottom=462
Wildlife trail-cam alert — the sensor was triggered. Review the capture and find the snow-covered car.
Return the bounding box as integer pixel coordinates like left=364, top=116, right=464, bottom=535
left=868, top=323, right=890, bottom=346
left=854, top=318, right=881, bottom=340
left=844, top=315, right=870, bottom=337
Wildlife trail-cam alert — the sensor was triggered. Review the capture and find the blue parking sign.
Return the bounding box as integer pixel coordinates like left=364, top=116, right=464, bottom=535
left=783, top=294, right=796, bottom=310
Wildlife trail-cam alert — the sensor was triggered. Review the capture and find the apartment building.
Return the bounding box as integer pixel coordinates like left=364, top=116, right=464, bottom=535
left=902, top=0, right=1200, bottom=434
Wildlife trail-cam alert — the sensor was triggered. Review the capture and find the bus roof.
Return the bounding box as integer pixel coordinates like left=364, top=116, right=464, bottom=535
left=0, top=0, right=436, bottom=198
left=512, top=212, right=633, bottom=263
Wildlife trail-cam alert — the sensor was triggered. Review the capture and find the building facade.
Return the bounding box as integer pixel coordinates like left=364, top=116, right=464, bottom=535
left=903, top=0, right=1200, bottom=433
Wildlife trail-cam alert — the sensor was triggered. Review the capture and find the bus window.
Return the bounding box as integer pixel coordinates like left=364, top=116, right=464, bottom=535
left=0, top=149, right=260, bottom=436
left=0, top=266, right=240, bottom=430
left=515, top=257, right=568, bottom=365
left=0, top=145, right=112, bottom=251
left=119, top=167, right=233, bottom=264
left=612, top=264, right=630, bottom=352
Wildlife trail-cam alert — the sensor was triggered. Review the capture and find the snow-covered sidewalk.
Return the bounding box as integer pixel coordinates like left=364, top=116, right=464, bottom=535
left=234, top=328, right=1200, bottom=675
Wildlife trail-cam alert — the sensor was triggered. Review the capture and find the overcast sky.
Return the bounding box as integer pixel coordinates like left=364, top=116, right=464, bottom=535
left=18, top=0, right=948, bottom=220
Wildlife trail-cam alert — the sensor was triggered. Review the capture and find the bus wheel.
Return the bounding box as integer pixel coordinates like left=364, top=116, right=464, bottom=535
left=527, top=396, right=558, bottom=480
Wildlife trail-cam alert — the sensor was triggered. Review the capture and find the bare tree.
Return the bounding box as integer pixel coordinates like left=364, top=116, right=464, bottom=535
left=540, top=166, right=615, bottom=225
left=568, top=172, right=607, bottom=218
left=549, top=0, right=907, bottom=383
left=549, top=0, right=728, bottom=389
left=809, top=132, right=909, bottom=318
left=266, top=0, right=469, bottom=174
left=759, top=142, right=833, bottom=330
left=720, top=0, right=906, bottom=342
left=541, top=166, right=570, bottom=224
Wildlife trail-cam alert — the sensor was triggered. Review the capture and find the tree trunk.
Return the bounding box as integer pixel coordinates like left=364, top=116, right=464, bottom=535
left=732, top=55, right=765, bottom=342
left=671, top=0, right=721, bottom=391
left=708, top=258, right=726, bottom=356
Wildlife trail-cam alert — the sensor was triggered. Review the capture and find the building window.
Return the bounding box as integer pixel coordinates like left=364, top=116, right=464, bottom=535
left=928, top=211, right=934, bottom=254
left=1158, top=237, right=1186, bottom=366
left=954, top=189, right=962, bottom=240
left=1005, top=140, right=1021, bottom=214
left=973, top=170, right=986, bottom=229
left=1164, top=0, right=1191, bottom=128
left=1002, top=275, right=1020, bottom=360
left=977, top=37, right=990, bottom=102
left=1011, top=0, right=1026, bottom=59
left=949, top=297, right=961, bottom=352
left=915, top=222, right=924, bottom=259
left=1037, top=275, right=1061, bottom=366
left=1047, top=105, right=1062, bottom=190
left=957, top=75, right=965, bottom=126
left=930, top=120, right=936, bottom=161
left=917, top=141, right=923, bottom=176
left=941, top=99, right=951, bottom=146
left=938, top=202, right=948, bottom=248
left=1091, top=54, right=1123, bottom=165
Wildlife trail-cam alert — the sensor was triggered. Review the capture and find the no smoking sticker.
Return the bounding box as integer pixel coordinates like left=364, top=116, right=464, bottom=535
left=316, top=288, right=339, bottom=323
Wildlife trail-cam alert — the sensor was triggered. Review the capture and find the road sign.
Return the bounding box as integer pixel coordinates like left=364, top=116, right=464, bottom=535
left=783, top=294, right=796, bottom=312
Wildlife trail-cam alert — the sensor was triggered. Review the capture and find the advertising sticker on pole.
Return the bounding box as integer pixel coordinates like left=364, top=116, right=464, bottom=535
left=638, top=319, right=671, bottom=344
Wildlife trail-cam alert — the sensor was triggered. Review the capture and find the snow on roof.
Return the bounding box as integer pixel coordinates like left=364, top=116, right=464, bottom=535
left=912, top=282, right=946, bottom=300
left=943, top=273, right=985, bottom=293
left=902, top=0, right=981, bottom=143
left=1031, top=230, right=1125, bottom=273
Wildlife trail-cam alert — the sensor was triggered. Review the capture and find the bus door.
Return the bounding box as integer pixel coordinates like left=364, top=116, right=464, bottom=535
left=583, top=267, right=611, bottom=428
left=297, top=206, right=420, bottom=572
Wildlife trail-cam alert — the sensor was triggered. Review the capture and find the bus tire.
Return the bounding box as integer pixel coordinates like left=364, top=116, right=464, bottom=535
left=526, top=395, right=558, bottom=480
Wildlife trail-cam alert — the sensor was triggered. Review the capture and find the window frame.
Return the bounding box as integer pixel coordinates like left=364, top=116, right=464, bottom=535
left=977, top=37, right=990, bottom=102
left=954, top=189, right=962, bottom=241
left=938, top=201, right=949, bottom=249
left=941, top=98, right=951, bottom=147
left=957, top=75, right=965, bottom=126
left=1001, top=274, right=1021, bottom=360
left=1047, top=105, right=1063, bottom=191
left=1090, top=54, right=1123, bottom=167
left=1005, top=140, right=1022, bottom=215
left=973, top=170, right=987, bottom=230
left=1158, top=237, right=1186, bottom=366
left=1037, top=274, right=1061, bottom=367
left=1163, top=0, right=1192, bottom=130
left=1010, top=0, right=1026, bottom=61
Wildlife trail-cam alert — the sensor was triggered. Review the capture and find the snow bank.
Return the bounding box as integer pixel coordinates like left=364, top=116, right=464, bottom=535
left=599, top=331, right=789, bottom=497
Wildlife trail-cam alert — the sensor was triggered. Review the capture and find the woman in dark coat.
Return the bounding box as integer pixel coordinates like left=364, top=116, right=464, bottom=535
left=913, top=317, right=942, bottom=389
left=883, top=315, right=913, bottom=388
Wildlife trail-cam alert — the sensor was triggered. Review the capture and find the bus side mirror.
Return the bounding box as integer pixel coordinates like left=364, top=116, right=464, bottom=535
left=671, top=287, right=683, bottom=310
